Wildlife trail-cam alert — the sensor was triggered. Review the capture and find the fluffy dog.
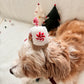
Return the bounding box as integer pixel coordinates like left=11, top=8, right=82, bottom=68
left=10, top=19, right=84, bottom=84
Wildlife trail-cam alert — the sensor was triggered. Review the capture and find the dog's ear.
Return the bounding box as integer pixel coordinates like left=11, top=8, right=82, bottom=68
left=23, top=63, right=36, bottom=77
left=23, top=63, right=29, bottom=76
left=23, top=61, right=41, bottom=78
left=47, top=51, right=71, bottom=80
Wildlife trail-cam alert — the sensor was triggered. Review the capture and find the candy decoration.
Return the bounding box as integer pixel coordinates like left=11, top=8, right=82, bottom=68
left=36, top=32, right=45, bottom=41
left=33, top=17, right=39, bottom=26
left=24, top=38, right=28, bottom=42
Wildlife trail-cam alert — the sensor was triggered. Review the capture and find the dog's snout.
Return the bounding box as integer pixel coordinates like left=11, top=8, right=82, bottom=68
left=9, top=68, right=14, bottom=74
left=9, top=65, right=17, bottom=75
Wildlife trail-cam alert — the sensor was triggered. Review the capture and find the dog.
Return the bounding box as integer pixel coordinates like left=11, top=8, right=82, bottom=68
left=10, top=19, right=84, bottom=84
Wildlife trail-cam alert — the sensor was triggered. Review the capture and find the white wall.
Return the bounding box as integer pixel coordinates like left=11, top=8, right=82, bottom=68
left=0, top=0, right=84, bottom=23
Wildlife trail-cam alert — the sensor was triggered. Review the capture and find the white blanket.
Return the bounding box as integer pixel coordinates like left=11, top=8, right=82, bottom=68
left=0, top=0, right=84, bottom=23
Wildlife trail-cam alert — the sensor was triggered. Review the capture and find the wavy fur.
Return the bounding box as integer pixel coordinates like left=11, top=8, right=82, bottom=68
left=10, top=19, right=84, bottom=84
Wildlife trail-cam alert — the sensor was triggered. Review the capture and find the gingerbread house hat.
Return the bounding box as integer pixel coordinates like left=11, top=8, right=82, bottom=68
left=29, top=17, right=49, bottom=46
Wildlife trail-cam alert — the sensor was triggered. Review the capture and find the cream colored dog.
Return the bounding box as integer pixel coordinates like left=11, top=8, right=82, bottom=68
left=10, top=19, right=84, bottom=84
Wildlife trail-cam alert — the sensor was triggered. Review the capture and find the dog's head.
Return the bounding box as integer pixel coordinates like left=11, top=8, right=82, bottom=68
left=10, top=26, right=71, bottom=80
left=10, top=26, right=49, bottom=78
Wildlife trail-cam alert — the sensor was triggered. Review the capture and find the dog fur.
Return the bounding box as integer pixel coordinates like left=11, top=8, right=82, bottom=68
left=10, top=19, right=84, bottom=84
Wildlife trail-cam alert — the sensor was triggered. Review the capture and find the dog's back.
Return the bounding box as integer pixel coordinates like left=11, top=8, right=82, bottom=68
left=56, top=19, right=84, bottom=76
left=56, top=19, right=84, bottom=42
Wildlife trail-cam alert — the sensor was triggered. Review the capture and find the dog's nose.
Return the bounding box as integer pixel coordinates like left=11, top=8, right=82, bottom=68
left=9, top=68, right=14, bottom=75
